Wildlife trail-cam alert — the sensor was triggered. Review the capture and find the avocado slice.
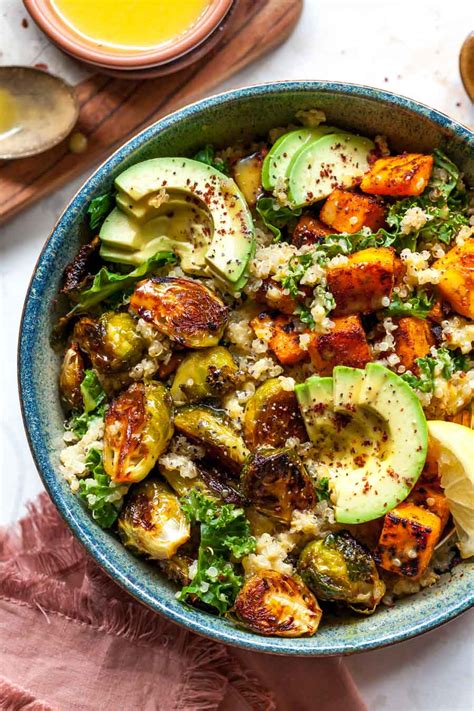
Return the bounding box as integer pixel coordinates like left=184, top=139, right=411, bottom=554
left=111, top=157, right=255, bottom=289
left=261, top=126, right=340, bottom=191
left=295, top=364, right=428, bottom=524
left=288, top=133, right=375, bottom=207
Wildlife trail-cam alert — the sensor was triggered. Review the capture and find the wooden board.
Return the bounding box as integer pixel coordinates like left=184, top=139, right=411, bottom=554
left=0, top=0, right=302, bottom=223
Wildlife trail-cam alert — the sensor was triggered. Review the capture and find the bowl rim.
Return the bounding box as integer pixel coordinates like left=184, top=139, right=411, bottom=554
left=23, top=0, right=233, bottom=69
left=18, top=80, right=474, bottom=656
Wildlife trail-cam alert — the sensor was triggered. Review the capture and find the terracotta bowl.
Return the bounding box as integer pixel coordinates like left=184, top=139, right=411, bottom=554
left=23, top=0, right=234, bottom=72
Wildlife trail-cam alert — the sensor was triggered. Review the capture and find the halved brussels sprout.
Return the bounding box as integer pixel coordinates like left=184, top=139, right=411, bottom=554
left=170, top=347, right=238, bottom=405
left=160, top=459, right=245, bottom=506
left=59, top=343, right=85, bottom=409
left=158, top=553, right=194, bottom=586
left=243, top=378, right=308, bottom=449
left=297, top=531, right=386, bottom=613
left=73, top=311, right=145, bottom=373
left=103, top=382, right=174, bottom=483
left=233, top=570, right=321, bottom=637
left=174, top=405, right=249, bottom=475
left=130, top=276, right=228, bottom=348
left=241, top=447, right=316, bottom=524
left=118, top=479, right=190, bottom=559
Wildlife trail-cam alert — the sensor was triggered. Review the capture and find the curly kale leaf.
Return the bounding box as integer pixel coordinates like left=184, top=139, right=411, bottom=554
left=193, top=144, right=230, bottom=175
left=384, top=289, right=434, bottom=319
left=80, top=369, right=106, bottom=413
left=256, top=197, right=302, bottom=242
left=78, top=448, right=127, bottom=529
left=87, top=192, right=115, bottom=231
left=178, top=491, right=256, bottom=613
left=401, top=347, right=470, bottom=393
left=69, top=250, right=177, bottom=315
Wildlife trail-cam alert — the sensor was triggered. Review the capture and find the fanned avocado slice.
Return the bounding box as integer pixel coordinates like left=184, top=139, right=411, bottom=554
left=295, top=365, right=428, bottom=524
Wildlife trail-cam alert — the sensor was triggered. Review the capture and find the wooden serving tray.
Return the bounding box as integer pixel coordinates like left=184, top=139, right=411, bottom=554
left=0, top=0, right=302, bottom=223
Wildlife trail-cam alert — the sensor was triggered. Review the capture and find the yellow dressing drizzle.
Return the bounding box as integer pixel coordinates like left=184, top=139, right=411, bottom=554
left=0, top=87, right=18, bottom=137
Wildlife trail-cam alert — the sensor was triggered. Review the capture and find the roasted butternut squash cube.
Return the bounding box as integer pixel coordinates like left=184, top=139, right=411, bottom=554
left=449, top=402, right=473, bottom=429
left=308, top=315, right=372, bottom=375
left=319, top=189, right=386, bottom=234
left=255, top=279, right=299, bottom=316
left=361, top=154, right=433, bottom=197
left=432, top=240, right=474, bottom=318
left=375, top=502, right=442, bottom=578
left=393, top=317, right=435, bottom=371
left=326, top=247, right=398, bottom=315
left=250, top=313, right=309, bottom=366
left=408, top=482, right=450, bottom=532
left=292, top=214, right=334, bottom=248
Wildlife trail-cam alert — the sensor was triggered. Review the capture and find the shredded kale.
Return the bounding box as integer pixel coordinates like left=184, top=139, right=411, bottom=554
left=193, top=144, right=230, bottom=175
left=178, top=491, right=256, bottom=613
left=80, top=369, right=106, bottom=413
left=68, top=404, right=106, bottom=438
left=280, top=253, right=314, bottom=298
left=315, top=477, right=330, bottom=502
left=69, top=250, right=177, bottom=315
left=256, top=197, right=302, bottom=242
left=384, top=289, right=434, bottom=319
left=87, top=192, right=115, bottom=231
left=78, top=448, right=127, bottom=529
left=315, top=229, right=397, bottom=260
left=401, top=347, right=470, bottom=393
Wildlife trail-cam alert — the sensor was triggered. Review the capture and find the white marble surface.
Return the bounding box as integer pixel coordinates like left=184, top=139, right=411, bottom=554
left=1, top=0, right=473, bottom=708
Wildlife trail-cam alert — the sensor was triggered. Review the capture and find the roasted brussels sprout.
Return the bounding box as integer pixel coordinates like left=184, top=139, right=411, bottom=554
left=59, top=343, right=85, bottom=409
left=130, top=276, right=229, bottom=348
left=243, top=378, right=307, bottom=449
left=174, top=405, right=249, bottom=475
left=103, top=382, right=174, bottom=483
left=233, top=570, right=321, bottom=637
left=241, top=447, right=316, bottom=524
left=297, top=531, right=386, bottom=612
left=73, top=311, right=145, bottom=373
left=118, top=479, right=190, bottom=559
left=158, top=553, right=194, bottom=586
left=160, top=460, right=245, bottom=506
left=170, top=347, right=238, bottom=404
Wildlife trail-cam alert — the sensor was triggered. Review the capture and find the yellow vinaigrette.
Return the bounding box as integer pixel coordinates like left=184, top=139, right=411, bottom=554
left=0, top=87, right=18, bottom=137
left=51, top=0, right=211, bottom=51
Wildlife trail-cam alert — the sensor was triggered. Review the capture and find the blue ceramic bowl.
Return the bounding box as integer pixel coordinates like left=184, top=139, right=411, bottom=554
left=19, top=81, right=474, bottom=655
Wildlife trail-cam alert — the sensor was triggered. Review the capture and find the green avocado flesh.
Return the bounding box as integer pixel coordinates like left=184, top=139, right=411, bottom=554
left=100, top=157, right=255, bottom=290
left=261, top=126, right=341, bottom=191
left=288, top=132, right=375, bottom=207
left=295, top=364, right=428, bottom=524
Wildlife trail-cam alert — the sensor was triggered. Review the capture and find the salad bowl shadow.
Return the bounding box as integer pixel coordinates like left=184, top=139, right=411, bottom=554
left=19, top=81, right=474, bottom=655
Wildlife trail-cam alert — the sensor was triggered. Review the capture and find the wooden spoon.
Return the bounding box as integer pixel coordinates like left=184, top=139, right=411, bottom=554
left=460, top=32, right=474, bottom=102
left=0, top=66, right=79, bottom=159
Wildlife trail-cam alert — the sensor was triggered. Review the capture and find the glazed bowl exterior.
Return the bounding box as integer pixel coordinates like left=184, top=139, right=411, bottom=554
left=23, top=0, right=233, bottom=70
left=19, top=81, right=474, bottom=655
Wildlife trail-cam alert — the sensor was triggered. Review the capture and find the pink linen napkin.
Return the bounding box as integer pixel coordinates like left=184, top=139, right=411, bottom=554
left=0, top=494, right=367, bottom=711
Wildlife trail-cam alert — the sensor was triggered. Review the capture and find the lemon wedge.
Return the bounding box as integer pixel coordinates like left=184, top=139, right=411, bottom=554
left=427, top=420, right=474, bottom=558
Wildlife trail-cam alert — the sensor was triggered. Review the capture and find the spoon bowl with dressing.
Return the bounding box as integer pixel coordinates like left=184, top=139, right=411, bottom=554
left=0, top=66, right=79, bottom=160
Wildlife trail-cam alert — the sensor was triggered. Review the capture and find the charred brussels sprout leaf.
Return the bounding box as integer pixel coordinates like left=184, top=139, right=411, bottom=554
left=69, top=250, right=177, bottom=315
left=243, top=378, right=308, bottom=449
left=177, top=491, right=255, bottom=613
left=73, top=312, right=145, bottom=374
left=233, top=570, right=321, bottom=637
left=130, top=276, right=228, bottom=348
left=118, top=479, right=190, bottom=559
left=87, top=191, right=115, bottom=230
left=241, top=447, right=316, bottom=524
left=59, top=343, right=85, bottom=410
left=298, top=531, right=386, bottom=613
left=80, top=368, right=106, bottom=413
left=78, top=448, right=128, bottom=529
left=103, top=382, right=174, bottom=483
left=170, top=347, right=238, bottom=405
left=160, top=460, right=245, bottom=506
left=174, top=405, right=249, bottom=475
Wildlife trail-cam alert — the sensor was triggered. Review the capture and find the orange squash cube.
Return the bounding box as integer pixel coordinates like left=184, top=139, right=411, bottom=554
left=393, top=317, right=435, bottom=371
left=319, top=189, right=386, bottom=234
left=308, top=315, right=372, bottom=375
left=432, top=240, right=474, bottom=318
left=250, top=313, right=309, bottom=366
left=326, top=247, right=398, bottom=315
left=375, top=502, right=442, bottom=578
left=361, top=154, right=433, bottom=196
left=292, top=214, right=334, bottom=248
left=408, top=482, right=450, bottom=532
